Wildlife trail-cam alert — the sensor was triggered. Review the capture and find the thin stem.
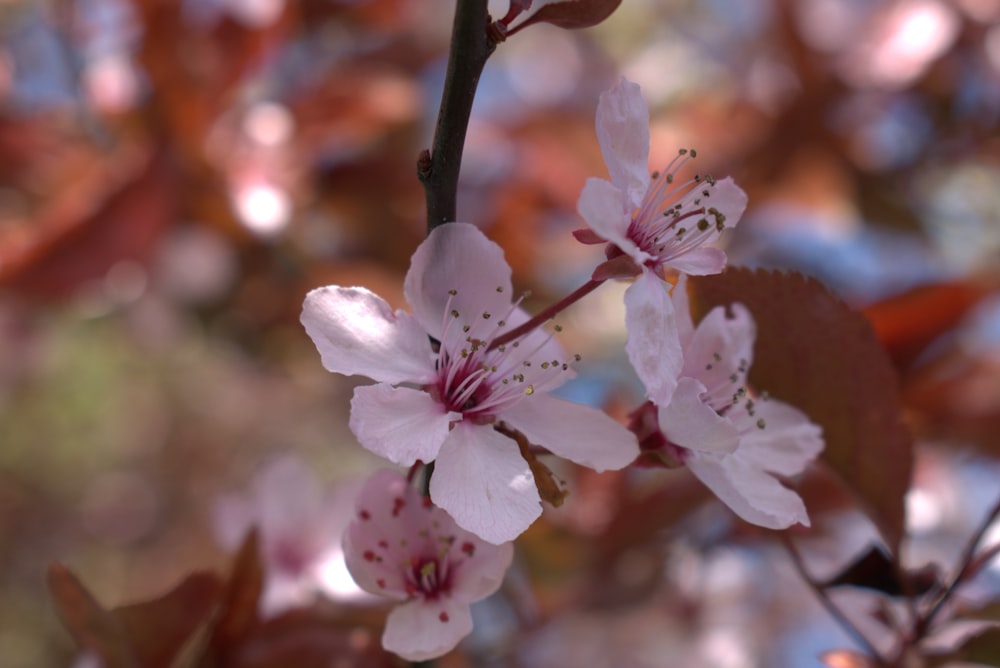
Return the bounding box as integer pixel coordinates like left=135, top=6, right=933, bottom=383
left=489, top=278, right=605, bottom=350
left=420, top=0, right=496, bottom=231
left=920, top=494, right=1000, bottom=632
left=782, top=534, right=886, bottom=664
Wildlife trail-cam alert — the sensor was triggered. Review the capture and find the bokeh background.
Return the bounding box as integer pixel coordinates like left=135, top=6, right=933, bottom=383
left=1, top=0, right=999, bottom=666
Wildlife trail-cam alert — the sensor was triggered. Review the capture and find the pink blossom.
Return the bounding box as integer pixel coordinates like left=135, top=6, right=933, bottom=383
left=633, top=277, right=824, bottom=529
left=575, top=77, right=748, bottom=404
left=344, top=469, right=514, bottom=662
left=212, top=455, right=368, bottom=615
left=301, top=222, right=638, bottom=544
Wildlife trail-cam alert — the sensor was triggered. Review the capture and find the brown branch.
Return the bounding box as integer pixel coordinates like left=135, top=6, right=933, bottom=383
left=419, top=0, right=496, bottom=231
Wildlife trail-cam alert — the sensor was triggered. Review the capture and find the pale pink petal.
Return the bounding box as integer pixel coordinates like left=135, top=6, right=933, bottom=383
left=658, top=377, right=739, bottom=455
left=404, top=222, right=513, bottom=342
left=253, top=456, right=323, bottom=540
left=663, top=246, right=728, bottom=275
left=670, top=275, right=696, bottom=349
left=501, top=394, right=638, bottom=471
left=343, top=519, right=409, bottom=600
left=383, top=598, right=473, bottom=662
left=343, top=470, right=429, bottom=598
left=349, top=385, right=458, bottom=466
left=624, top=272, right=683, bottom=404
left=686, top=452, right=811, bottom=529
left=596, top=77, right=651, bottom=201
left=707, top=177, right=748, bottom=231
left=431, top=424, right=541, bottom=544
left=212, top=494, right=253, bottom=551
left=577, top=178, right=646, bottom=263
left=455, top=541, right=515, bottom=602
left=681, top=303, right=756, bottom=404
left=302, top=286, right=436, bottom=384
left=728, top=398, right=824, bottom=476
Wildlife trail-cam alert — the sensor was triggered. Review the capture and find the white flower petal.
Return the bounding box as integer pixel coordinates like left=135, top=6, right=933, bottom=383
left=681, top=302, right=756, bottom=404
left=431, top=424, right=541, bottom=544
left=383, top=598, right=473, bottom=662
left=301, top=286, right=436, bottom=384
left=501, top=394, right=638, bottom=471
left=664, top=247, right=728, bottom=275
left=577, top=178, right=646, bottom=263
left=349, top=385, right=458, bottom=466
left=670, top=275, right=696, bottom=349
left=658, top=377, right=739, bottom=455
left=596, top=77, right=651, bottom=201
left=728, top=398, right=824, bottom=476
left=457, top=541, right=515, bottom=602
left=687, top=452, right=811, bottom=529
left=404, top=222, right=513, bottom=342
left=708, top=176, right=748, bottom=231
left=624, top=272, right=683, bottom=404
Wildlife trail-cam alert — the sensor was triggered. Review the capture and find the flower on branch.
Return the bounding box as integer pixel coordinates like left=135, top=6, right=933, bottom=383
left=632, top=277, right=824, bottom=529
left=301, top=222, right=638, bottom=544
left=575, top=77, right=748, bottom=404
left=344, top=469, right=514, bottom=662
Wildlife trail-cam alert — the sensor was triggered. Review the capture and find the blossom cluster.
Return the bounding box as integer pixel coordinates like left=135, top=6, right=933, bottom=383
left=299, top=77, right=824, bottom=659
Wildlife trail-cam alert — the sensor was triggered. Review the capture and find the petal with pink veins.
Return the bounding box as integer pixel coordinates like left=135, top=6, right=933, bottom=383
left=707, top=177, right=748, bottom=229
left=624, top=272, right=683, bottom=404
left=301, top=286, right=436, bottom=384
left=663, top=246, right=729, bottom=276
left=596, top=77, right=651, bottom=201
left=658, top=377, right=739, bottom=455
left=680, top=302, right=756, bottom=395
left=501, top=394, right=638, bottom=471
left=670, top=275, right=696, bottom=349
left=686, top=452, right=811, bottom=529
left=431, top=424, right=541, bottom=544
left=349, top=385, right=459, bottom=466
left=404, top=223, right=513, bottom=343
left=577, top=178, right=645, bottom=262
left=382, top=598, right=473, bottom=662
left=728, top=399, right=824, bottom=477
left=456, top=541, right=515, bottom=602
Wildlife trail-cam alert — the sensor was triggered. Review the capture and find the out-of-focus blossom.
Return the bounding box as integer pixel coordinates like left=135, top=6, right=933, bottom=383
left=632, top=277, right=824, bottom=529
left=343, top=469, right=514, bottom=661
left=575, top=78, right=747, bottom=403
left=302, top=222, right=638, bottom=544
left=212, top=455, right=367, bottom=616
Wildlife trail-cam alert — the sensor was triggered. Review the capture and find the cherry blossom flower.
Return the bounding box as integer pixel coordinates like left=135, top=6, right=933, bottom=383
left=575, top=77, right=748, bottom=403
left=344, top=469, right=514, bottom=661
left=212, top=455, right=368, bottom=616
left=631, top=277, right=824, bottom=529
left=301, top=222, right=638, bottom=544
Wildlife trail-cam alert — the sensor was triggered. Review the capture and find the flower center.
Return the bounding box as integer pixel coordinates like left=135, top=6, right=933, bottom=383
left=626, top=149, right=730, bottom=272
left=700, top=349, right=767, bottom=431
left=404, top=556, right=453, bottom=600
left=428, top=287, right=575, bottom=420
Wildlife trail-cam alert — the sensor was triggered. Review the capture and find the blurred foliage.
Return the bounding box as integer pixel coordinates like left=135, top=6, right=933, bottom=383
left=0, top=0, right=998, bottom=666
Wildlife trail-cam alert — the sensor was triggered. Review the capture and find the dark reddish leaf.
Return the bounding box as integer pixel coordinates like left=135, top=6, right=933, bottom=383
left=47, top=563, right=139, bottom=668
left=509, top=0, right=622, bottom=34
left=114, top=572, right=223, bottom=668
left=950, top=626, right=1000, bottom=665
left=212, top=529, right=265, bottom=650
left=823, top=544, right=938, bottom=596
left=689, top=269, right=914, bottom=553
left=227, top=608, right=397, bottom=668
